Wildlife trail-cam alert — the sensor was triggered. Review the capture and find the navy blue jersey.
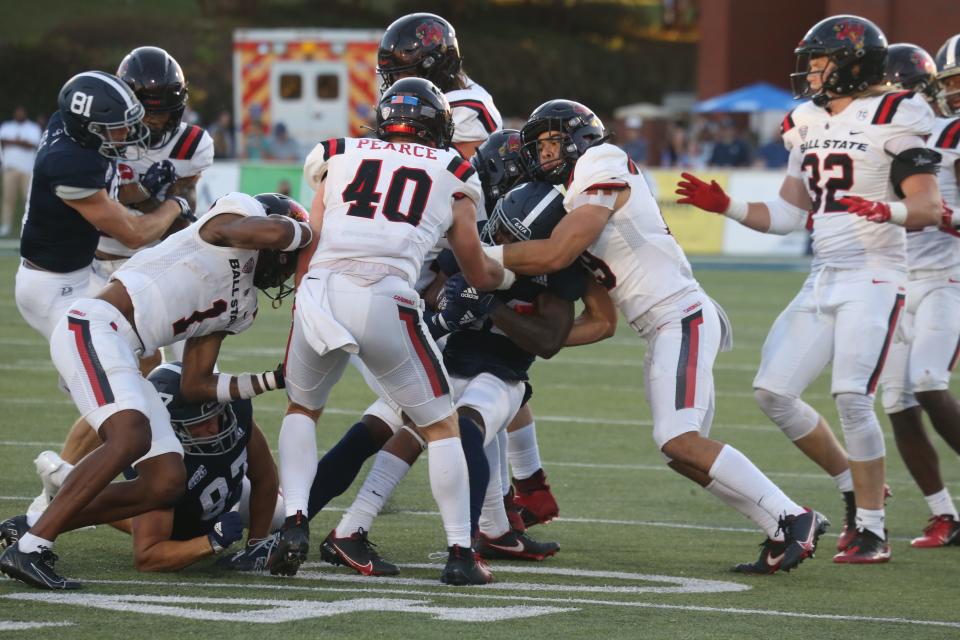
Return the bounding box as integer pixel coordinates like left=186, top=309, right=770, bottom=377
left=20, top=112, right=117, bottom=272
left=439, top=248, right=586, bottom=381
left=170, top=399, right=254, bottom=541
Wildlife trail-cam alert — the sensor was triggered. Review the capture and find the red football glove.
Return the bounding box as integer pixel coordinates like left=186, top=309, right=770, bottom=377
left=940, top=201, right=960, bottom=238
left=675, top=172, right=731, bottom=214
left=839, top=195, right=891, bottom=223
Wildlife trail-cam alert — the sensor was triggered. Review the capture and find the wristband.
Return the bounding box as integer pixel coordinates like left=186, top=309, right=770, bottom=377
left=259, top=370, right=279, bottom=391
left=888, top=202, right=908, bottom=226
left=170, top=196, right=192, bottom=218
left=724, top=198, right=749, bottom=222
left=280, top=217, right=303, bottom=252
left=482, top=244, right=505, bottom=266
left=216, top=373, right=233, bottom=403
left=496, top=267, right=517, bottom=290
left=237, top=374, right=257, bottom=399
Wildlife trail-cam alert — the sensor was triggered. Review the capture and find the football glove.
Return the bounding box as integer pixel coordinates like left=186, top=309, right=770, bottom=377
left=840, top=196, right=892, bottom=223
left=215, top=532, right=280, bottom=572
left=207, top=511, right=244, bottom=554
left=440, top=274, right=498, bottom=326
left=141, top=159, right=178, bottom=198
left=675, top=172, right=731, bottom=213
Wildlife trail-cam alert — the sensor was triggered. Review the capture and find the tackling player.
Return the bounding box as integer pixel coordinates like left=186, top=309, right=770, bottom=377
left=676, top=15, right=943, bottom=563
left=0, top=192, right=312, bottom=589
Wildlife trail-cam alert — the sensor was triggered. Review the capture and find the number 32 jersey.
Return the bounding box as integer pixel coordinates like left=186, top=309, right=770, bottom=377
left=303, top=137, right=482, bottom=287
left=111, top=192, right=264, bottom=355
left=782, top=92, right=935, bottom=270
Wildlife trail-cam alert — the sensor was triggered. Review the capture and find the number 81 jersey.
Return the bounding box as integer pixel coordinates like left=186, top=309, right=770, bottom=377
left=303, top=137, right=482, bottom=287
left=782, top=91, right=934, bottom=270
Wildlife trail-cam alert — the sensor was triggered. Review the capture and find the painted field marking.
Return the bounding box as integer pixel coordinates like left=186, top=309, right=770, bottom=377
left=0, top=620, right=74, bottom=631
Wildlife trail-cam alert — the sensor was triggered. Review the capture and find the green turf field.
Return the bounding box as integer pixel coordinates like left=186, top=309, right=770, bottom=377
left=1, top=253, right=958, bottom=639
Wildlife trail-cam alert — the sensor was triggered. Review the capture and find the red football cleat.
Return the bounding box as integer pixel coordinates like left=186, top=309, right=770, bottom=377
left=513, top=469, right=559, bottom=527
left=837, top=485, right=892, bottom=551
left=503, top=487, right=526, bottom=533
left=833, top=528, right=891, bottom=564
left=910, top=515, right=960, bottom=548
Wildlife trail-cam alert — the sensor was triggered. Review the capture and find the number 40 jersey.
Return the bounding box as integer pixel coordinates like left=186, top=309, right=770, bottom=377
left=782, top=91, right=935, bottom=271
left=303, top=137, right=482, bottom=287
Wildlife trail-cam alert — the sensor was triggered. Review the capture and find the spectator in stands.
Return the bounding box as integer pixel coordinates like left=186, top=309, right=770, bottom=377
left=0, top=106, right=42, bottom=236
left=661, top=122, right=691, bottom=167
left=276, top=179, right=292, bottom=197
left=708, top=118, right=752, bottom=167
left=244, top=123, right=270, bottom=161
left=753, top=126, right=790, bottom=169
left=208, top=110, right=235, bottom=159
left=620, top=116, right=648, bottom=165
left=265, top=122, right=300, bottom=161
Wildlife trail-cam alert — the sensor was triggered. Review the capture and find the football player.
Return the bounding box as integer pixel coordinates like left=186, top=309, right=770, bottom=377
left=878, top=40, right=960, bottom=548
left=28, top=47, right=217, bottom=517
left=273, top=78, right=509, bottom=586
left=676, top=15, right=943, bottom=563
left=319, top=181, right=615, bottom=575
left=5, top=363, right=284, bottom=572
left=483, top=98, right=826, bottom=575
left=0, top=192, right=312, bottom=589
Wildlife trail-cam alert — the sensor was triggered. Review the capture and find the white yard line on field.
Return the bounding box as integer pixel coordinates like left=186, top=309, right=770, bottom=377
left=51, top=577, right=960, bottom=630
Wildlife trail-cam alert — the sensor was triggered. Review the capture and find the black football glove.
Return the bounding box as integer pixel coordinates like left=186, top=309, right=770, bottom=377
left=215, top=532, right=280, bottom=572
left=141, top=159, right=178, bottom=198
left=207, top=511, right=244, bottom=554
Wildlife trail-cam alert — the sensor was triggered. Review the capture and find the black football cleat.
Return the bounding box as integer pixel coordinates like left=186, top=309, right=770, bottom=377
left=833, top=528, right=891, bottom=564
left=837, top=491, right=857, bottom=551
left=320, top=528, right=399, bottom=576
left=779, top=509, right=829, bottom=572
left=0, top=543, right=80, bottom=590
left=732, top=538, right=787, bottom=575
left=439, top=544, right=494, bottom=585
left=268, top=511, right=309, bottom=576
left=0, top=515, right=29, bottom=550
left=477, top=529, right=559, bottom=561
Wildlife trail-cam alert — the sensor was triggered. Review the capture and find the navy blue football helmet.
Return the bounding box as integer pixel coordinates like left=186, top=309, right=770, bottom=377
left=482, top=181, right=566, bottom=245
left=376, top=77, right=454, bottom=148
left=520, top=100, right=606, bottom=185
left=471, top=129, right=529, bottom=216
left=57, top=71, right=149, bottom=158
left=148, top=363, right=240, bottom=456
left=117, top=46, right=188, bottom=148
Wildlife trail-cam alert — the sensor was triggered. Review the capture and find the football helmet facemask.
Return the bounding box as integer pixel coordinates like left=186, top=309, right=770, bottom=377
left=791, top=15, right=888, bottom=107
left=935, top=34, right=960, bottom=116
left=253, top=193, right=309, bottom=306
left=482, top=181, right=566, bottom=246
left=117, top=46, right=189, bottom=148
left=520, top=100, right=607, bottom=185
left=376, top=77, right=454, bottom=148
left=377, top=13, right=462, bottom=93
left=57, top=71, right=149, bottom=159
left=471, top=129, right=529, bottom=216
left=148, top=363, right=241, bottom=457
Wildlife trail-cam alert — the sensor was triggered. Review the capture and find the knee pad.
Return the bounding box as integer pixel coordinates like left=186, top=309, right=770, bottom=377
left=835, top=393, right=885, bottom=461
left=754, top=388, right=818, bottom=441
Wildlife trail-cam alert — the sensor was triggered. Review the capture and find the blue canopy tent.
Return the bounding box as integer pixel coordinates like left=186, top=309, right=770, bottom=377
left=694, top=82, right=798, bottom=113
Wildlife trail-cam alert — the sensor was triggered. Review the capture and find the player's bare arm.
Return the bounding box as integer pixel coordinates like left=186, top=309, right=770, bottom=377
left=129, top=175, right=201, bottom=214
left=489, top=290, right=575, bottom=359
left=130, top=507, right=211, bottom=572
left=295, top=181, right=325, bottom=287
left=566, top=278, right=618, bottom=347
left=898, top=172, right=944, bottom=228
left=199, top=211, right=312, bottom=251
left=447, top=195, right=506, bottom=290
left=454, top=139, right=483, bottom=159
left=179, top=332, right=283, bottom=405
left=65, top=188, right=183, bottom=249
left=243, top=422, right=279, bottom=541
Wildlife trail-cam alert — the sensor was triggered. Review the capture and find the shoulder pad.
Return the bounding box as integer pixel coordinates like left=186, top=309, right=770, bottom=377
left=564, top=144, right=630, bottom=209
left=304, top=137, right=349, bottom=191
left=445, top=155, right=476, bottom=181
left=170, top=125, right=207, bottom=160
left=780, top=108, right=797, bottom=136
left=934, top=118, right=960, bottom=149
left=871, top=92, right=934, bottom=136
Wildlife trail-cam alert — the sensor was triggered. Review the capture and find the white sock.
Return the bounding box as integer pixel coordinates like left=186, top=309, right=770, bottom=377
left=832, top=469, right=854, bottom=493
left=427, top=437, right=472, bottom=548
left=335, top=451, right=410, bottom=537
left=705, top=479, right=783, bottom=541
left=498, top=429, right=510, bottom=496
left=708, top=445, right=804, bottom=520
left=278, top=413, right=318, bottom=517
left=18, top=532, right=53, bottom=554
left=856, top=507, right=886, bottom=539
left=924, top=488, right=959, bottom=519
left=507, top=421, right=542, bottom=480
left=479, top=437, right=510, bottom=538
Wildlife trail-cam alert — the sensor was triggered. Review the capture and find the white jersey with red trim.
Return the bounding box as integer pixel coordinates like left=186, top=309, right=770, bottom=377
left=564, top=143, right=698, bottom=323
left=98, top=123, right=215, bottom=257
left=303, top=136, right=482, bottom=286
left=906, top=116, right=960, bottom=271
left=446, top=77, right=502, bottom=144
left=111, top=192, right=262, bottom=356
left=781, top=92, right=934, bottom=271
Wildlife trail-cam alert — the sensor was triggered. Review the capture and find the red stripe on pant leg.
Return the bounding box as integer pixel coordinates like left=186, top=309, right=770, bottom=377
left=683, top=314, right=704, bottom=409
left=67, top=317, right=111, bottom=407
left=398, top=307, right=446, bottom=398
left=867, top=294, right=906, bottom=394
